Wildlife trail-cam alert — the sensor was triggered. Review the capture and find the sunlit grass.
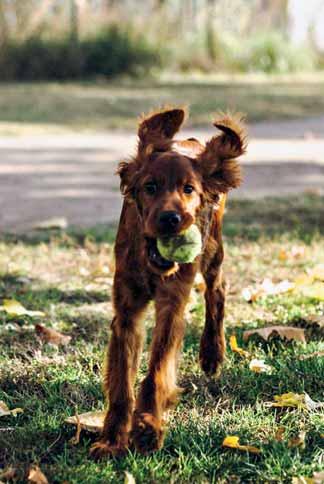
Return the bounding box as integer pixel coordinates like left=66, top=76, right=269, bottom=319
left=1, top=76, right=324, bottom=135
left=0, top=196, right=323, bottom=483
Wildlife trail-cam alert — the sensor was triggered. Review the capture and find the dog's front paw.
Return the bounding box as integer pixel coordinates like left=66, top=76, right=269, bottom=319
left=131, top=412, right=164, bottom=454
left=199, top=336, right=225, bottom=377
left=90, top=439, right=128, bottom=459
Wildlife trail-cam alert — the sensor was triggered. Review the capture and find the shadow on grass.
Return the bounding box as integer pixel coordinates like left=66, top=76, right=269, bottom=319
left=2, top=80, right=324, bottom=129
left=224, top=195, right=324, bottom=241
left=0, top=274, right=108, bottom=306
left=0, top=223, right=118, bottom=247
left=1, top=195, right=322, bottom=247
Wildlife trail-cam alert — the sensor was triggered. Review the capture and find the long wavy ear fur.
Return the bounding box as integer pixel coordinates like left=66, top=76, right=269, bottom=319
left=198, top=113, right=247, bottom=198
left=118, top=107, right=187, bottom=199
left=137, top=107, right=186, bottom=153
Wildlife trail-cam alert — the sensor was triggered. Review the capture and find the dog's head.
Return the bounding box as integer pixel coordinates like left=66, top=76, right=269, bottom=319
left=118, top=107, right=247, bottom=273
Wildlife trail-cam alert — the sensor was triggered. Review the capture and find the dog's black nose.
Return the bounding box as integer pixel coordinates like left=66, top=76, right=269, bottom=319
left=158, top=211, right=181, bottom=231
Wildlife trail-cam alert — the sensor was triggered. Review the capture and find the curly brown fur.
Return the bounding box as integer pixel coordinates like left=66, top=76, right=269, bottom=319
left=91, top=107, right=247, bottom=458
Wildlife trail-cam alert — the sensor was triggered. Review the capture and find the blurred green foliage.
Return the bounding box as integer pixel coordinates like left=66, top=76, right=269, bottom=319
left=0, top=25, right=161, bottom=81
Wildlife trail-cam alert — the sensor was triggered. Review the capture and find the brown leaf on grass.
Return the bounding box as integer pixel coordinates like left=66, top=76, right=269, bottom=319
left=292, top=472, right=324, bottom=484
left=69, top=413, right=81, bottom=445
left=222, top=435, right=261, bottom=454
left=288, top=431, right=306, bottom=449
left=0, top=299, right=44, bottom=318
left=229, top=335, right=249, bottom=358
left=243, top=326, right=306, bottom=343
left=35, top=324, right=71, bottom=346
left=265, top=392, right=324, bottom=411
left=28, top=466, right=48, bottom=484
left=299, top=351, right=324, bottom=360
left=279, top=246, right=306, bottom=261
left=0, top=466, right=17, bottom=481
left=65, top=410, right=105, bottom=433
left=0, top=401, right=23, bottom=417
left=306, top=314, right=324, bottom=328
left=274, top=426, right=285, bottom=441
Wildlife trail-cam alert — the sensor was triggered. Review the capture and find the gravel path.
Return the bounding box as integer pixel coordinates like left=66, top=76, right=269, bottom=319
left=1, top=116, right=323, bottom=232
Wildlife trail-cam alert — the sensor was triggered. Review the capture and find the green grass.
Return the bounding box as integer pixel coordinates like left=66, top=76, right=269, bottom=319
left=0, top=196, right=323, bottom=483
left=1, top=75, right=324, bottom=134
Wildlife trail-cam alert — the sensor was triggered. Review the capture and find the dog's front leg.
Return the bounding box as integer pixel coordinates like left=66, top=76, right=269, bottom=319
left=132, top=272, right=193, bottom=454
left=91, top=276, right=149, bottom=459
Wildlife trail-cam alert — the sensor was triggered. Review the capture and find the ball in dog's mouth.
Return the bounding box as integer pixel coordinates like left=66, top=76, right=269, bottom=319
left=157, top=224, right=202, bottom=264
left=147, top=237, right=175, bottom=271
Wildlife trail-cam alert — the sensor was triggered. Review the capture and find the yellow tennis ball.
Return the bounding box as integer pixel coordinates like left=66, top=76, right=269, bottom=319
left=157, top=224, right=202, bottom=263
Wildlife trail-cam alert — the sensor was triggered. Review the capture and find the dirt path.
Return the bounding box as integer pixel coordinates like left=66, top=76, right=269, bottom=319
left=0, top=116, right=323, bottom=232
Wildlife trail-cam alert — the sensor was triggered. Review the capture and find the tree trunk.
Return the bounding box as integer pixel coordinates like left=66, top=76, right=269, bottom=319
left=70, top=0, right=79, bottom=43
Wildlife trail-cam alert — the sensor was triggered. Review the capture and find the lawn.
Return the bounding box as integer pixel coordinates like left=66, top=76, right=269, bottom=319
left=0, top=195, right=323, bottom=483
left=1, top=75, right=324, bottom=135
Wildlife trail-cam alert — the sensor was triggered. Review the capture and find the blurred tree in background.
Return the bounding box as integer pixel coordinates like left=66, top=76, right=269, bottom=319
left=0, top=0, right=323, bottom=80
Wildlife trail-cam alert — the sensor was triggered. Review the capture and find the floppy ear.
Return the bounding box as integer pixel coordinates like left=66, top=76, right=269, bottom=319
left=138, top=107, right=186, bottom=151
left=118, top=107, right=186, bottom=200
left=117, top=159, right=139, bottom=199
left=198, top=113, right=247, bottom=199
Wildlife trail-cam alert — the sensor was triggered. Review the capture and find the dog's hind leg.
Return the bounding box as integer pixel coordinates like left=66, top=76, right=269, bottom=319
left=199, top=242, right=226, bottom=377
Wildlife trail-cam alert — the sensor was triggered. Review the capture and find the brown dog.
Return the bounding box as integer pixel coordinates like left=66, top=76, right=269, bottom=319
left=90, top=107, right=247, bottom=458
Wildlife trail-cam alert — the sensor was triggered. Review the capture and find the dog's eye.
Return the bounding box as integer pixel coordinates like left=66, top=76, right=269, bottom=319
left=183, top=184, right=194, bottom=194
left=144, top=182, right=157, bottom=195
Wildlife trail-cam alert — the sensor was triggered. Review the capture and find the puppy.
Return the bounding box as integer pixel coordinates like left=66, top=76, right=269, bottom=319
left=91, top=107, right=247, bottom=457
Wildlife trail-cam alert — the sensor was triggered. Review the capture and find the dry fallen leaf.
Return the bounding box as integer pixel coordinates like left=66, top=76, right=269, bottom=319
left=35, top=324, right=71, bottom=346
left=241, top=286, right=261, bottom=303
left=0, top=401, right=23, bottom=417
left=69, top=413, right=82, bottom=445
left=229, top=335, right=249, bottom=358
left=65, top=410, right=105, bottom=433
left=125, top=471, right=136, bottom=484
left=28, top=466, right=48, bottom=484
left=299, top=351, right=324, bottom=360
left=249, top=359, right=273, bottom=374
left=294, top=269, right=324, bottom=301
left=242, top=278, right=294, bottom=302
left=299, top=283, right=324, bottom=301
left=313, top=472, right=324, bottom=484
left=288, top=431, right=306, bottom=449
left=291, top=246, right=306, bottom=259
left=279, top=246, right=305, bottom=261
left=311, top=264, right=324, bottom=281
left=193, top=273, right=206, bottom=293
left=243, top=326, right=306, bottom=343
left=222, top=435, right=261, bottom=454
left=278, top=249, right=288, bottom=261
left=274, top=426, right=285, bottom=442
left=292, top=477, right=313, bottom=484
left=33, top=217, right=68, bottom=230
left=0, top=299, right=45, bottom=318
left=292, top=472, right=324, bottom=484
left=266, top=392, right=324, bottom=411
left=306, top=314, right=324, bottom=328
left=0, top=466, right=17, bottom=481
